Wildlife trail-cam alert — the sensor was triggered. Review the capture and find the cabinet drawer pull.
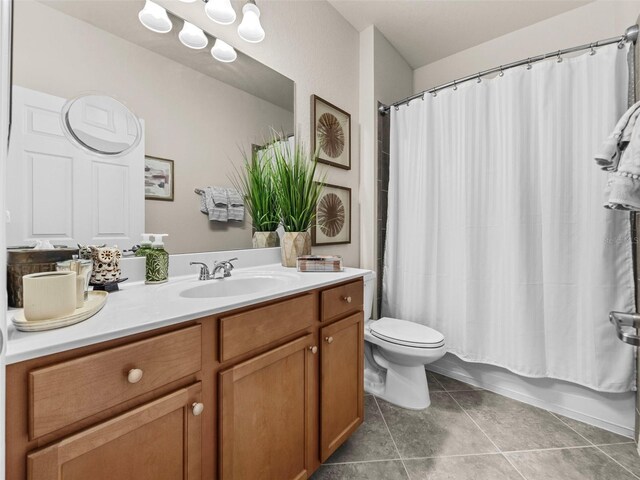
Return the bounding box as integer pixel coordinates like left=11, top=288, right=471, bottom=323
left=325, top=336, right=334, bottom=344
left=342, top=296, right=352, bottom=304
left=127, top=368, right=144, bottom=384
left=309, top=345, right=318, bottom=354
left=192, top=402, right=204, bottom=416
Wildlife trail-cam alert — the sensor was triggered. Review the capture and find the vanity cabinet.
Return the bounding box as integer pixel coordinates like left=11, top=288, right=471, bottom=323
left=27, top=383, right=203, bottom=480
left=319, top=313, right=364, bottom=462
left=6, top=277, right=364, bottom=480
left=219, top=335, right=316, bottom=480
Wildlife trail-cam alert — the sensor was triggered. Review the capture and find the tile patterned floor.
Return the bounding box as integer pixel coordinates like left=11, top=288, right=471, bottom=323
left=311, top=372, right=638, bottom=480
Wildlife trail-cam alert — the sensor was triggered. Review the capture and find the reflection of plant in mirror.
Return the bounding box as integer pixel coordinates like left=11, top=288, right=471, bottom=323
left=231, top=148, right=280, bottom=232
left=272, top=138, right=326, bottom=233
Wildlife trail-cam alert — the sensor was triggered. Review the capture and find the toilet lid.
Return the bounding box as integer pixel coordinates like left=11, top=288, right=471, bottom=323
left=369, top=317, right=445, bottom=348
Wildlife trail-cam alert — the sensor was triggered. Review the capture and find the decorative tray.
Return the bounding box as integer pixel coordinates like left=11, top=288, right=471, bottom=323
left=12, top=291, right=109, bottom=332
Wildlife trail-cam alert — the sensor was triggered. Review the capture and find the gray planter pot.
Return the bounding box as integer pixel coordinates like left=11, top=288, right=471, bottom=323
left=281, top=231, right=311, bottom=267
left=252, top=231, right=280, bottom=249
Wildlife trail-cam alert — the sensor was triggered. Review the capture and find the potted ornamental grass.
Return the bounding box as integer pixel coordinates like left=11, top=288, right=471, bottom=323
left=232, top=148, right=281, bottom=248
left=272, top=138, right=325, bottom=267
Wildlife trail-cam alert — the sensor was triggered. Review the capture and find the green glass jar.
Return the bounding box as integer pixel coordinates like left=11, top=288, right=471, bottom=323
left=145, top=234, right=169, bottom=284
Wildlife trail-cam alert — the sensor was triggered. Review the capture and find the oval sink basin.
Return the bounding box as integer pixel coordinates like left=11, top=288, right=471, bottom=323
left=179, top=274, right=295, bottom=299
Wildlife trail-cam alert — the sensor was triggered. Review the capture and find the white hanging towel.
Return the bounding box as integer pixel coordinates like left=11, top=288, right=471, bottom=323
left=597, top=101, right=640, bottom=210
left=226, top=188, right=245, bottom=221
left=595, top=100, right=640, bottom=171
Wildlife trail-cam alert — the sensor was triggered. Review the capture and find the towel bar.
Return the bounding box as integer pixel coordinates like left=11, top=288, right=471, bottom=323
left=609, top=311, right=640, bottom=346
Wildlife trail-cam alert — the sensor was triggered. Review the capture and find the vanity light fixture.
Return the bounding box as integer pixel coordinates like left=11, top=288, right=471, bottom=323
left=138, top=0, right=173, bottom=33
left=205, top=0, right=237, bottom=25
left=179, top=21, right=208, bottom=49
left=238, top=0, right=264, bottom=43
left=211, top=38, right=237, bottom=63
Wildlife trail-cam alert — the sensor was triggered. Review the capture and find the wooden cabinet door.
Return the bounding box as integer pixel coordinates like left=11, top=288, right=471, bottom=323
left=320, top=312, right=364, bottom=462
left=28, top=383, right=203, bottom=480
left=219, top=335, right=316, bottom=480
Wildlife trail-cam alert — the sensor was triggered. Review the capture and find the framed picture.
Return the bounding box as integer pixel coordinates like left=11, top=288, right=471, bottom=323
left=145, top=156, right=174, bottom=201
left=311, top=95, right=351, bottom=170
left=313, top=183, right=351, bottom=246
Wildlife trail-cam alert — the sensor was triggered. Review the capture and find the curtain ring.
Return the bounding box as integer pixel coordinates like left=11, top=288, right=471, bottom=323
left=499, top=66, right=504, bottom=77
left=421, top=93, right=425, bottom=101
left=590, top=43, right=596, bottom=56
left=476, top=74, right=482, bottom=83
left=406, top=100, right=411, bottom=107
left=556, top=50, right=563, bottom=63
left=394, top=105, right=399, bottom=111
left=452, top=80, right=458, bottom=91
left=432, top=90, right=437, bottom=97
left=618, top=37, right=626, bottom=49
left=526, top=58, right=532, bottom=70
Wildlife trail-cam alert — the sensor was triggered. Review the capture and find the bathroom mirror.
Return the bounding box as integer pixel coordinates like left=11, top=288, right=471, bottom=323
left=61, top=94, right=143, bottom=157
left=7, top=0, right=295, bottom=254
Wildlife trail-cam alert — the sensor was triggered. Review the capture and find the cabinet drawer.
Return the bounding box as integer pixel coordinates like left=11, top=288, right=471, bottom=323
left=321, top=279, right=363, bottom=323
left=219, top=294, right=315, bottom=362
left=29, top=325, right=201, bottom=439
left=28, top=383, right=202, bottom=480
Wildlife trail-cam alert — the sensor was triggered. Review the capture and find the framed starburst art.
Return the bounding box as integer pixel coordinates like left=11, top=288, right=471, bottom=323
left=311, top=95, right=351, bottom=170
left=313, top=183, right=351, bottom=246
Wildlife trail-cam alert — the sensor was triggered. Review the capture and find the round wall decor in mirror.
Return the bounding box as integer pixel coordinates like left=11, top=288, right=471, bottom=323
left=61, top=94, right=142, bottom=157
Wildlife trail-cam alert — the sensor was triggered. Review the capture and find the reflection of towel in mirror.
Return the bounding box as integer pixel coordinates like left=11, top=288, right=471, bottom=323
left=206, top=187, right=228, bottom=222
left=227, top=188, right=245, bottom=221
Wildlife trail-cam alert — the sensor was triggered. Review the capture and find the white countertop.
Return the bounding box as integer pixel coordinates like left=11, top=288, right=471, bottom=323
left=6, top=264, right=370, bottom=364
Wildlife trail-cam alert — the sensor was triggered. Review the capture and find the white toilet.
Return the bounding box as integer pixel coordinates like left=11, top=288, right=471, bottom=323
left=363, top=272, right=446, bottom=410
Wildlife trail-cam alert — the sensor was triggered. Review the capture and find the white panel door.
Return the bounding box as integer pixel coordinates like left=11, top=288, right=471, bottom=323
left=7, top=86, right=144, bottom=249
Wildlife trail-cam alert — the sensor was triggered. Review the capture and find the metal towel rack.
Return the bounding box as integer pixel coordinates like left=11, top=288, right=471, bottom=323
left=609, top=311, right=640, bottom=346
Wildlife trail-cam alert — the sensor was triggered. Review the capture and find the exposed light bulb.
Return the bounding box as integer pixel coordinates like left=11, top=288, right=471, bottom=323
left=138, top=0, right=172, bottom=33
left=179, top=21, right=208, bottom=49
left=205, top=0, right=236, bottom=25
left=238, top=2, right=264, bottom=43
left=211, top=39, right=237, bottom=63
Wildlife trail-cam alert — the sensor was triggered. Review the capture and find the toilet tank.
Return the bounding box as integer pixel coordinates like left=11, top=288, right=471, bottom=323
left=363, top=271, right=377, bottom=320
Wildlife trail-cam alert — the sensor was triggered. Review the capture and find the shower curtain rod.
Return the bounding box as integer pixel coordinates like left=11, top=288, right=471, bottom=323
left=379, top=24, right=639, bottom=115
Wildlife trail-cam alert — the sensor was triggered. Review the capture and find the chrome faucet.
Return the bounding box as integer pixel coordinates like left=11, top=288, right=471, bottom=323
left=190, top=258, right=238, bottom=280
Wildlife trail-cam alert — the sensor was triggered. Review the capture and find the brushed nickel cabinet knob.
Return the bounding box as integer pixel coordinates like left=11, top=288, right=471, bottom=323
left=309, top=346, right=318, bottom=354
left=192, top=402, right=204, bottom=416
left=127, top=368, right=144, bottom=384
left=325, top=336, right=334, bottom=344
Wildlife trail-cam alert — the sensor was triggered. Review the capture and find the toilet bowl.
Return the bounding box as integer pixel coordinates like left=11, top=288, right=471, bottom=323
left=363, top=272, right=446, bottom=410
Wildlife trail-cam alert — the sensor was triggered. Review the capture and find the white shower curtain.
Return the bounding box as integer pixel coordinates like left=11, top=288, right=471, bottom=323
left=382, top=44, right=636, bottom=392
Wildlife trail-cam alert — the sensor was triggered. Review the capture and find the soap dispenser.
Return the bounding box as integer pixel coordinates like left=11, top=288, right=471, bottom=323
left=145, top=234, right=169, bottom=284
left=135, top=233, right=153, bottom=257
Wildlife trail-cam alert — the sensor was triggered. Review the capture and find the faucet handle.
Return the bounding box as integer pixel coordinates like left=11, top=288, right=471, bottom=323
left=190, top=261, right=210, bottom=280
left=216, top=257, right=238, bottom=277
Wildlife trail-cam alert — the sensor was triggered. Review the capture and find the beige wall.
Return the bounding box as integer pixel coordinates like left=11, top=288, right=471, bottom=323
left=359, top=26, right=412, bottom=274
left=158, top=0, right=361, bottom=266
left=414, top=1, right=640, bottom=93
left=12, top=0, right=294, bottom=254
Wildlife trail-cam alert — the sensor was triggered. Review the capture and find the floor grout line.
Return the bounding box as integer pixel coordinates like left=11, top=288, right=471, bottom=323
left=373, top=395, right=412, bottom=480
left=445, top=391, right=529, bottom=480
left=550, top=410, right=640, bottom=480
